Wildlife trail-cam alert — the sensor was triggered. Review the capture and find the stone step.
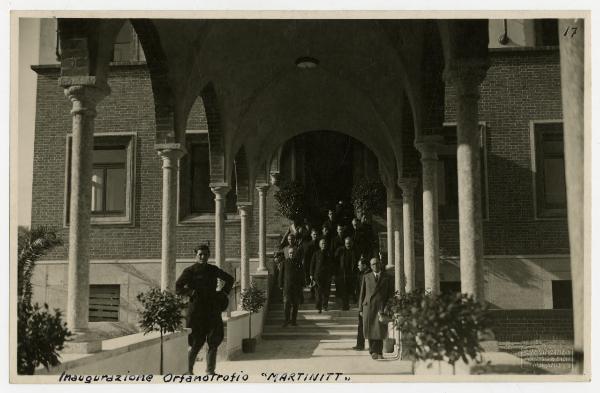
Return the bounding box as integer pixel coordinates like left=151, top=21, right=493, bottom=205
left=263, top=324, right=357, bottom=332
left=269, top=302, right=358, bottom=311
left=262, top=330, right=358, bottom=340
left=266, top=315, right=357, bottom=323
left=268, top=309, right=359, bottom=318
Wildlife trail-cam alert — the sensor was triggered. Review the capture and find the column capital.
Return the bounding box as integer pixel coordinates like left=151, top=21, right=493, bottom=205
left=255, top=183, right=270, bottom=193
left=398, top=178, right=419, bottom=197
left=156, top=143, right=186, bottom=161
left=443, top=58, right=490, bottom=98
left=237, top=203, right=252, bottom=216
left=210, top=183, right=231, bottom=198
left=62, top=83, right=110, bottom=117
left=415, top=135, right=444, bottom=161
left=269, top=171, right=281, bottom=186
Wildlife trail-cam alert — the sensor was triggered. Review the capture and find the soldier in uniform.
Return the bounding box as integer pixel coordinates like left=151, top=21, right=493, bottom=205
left=176, top=243, right=234, bottom=375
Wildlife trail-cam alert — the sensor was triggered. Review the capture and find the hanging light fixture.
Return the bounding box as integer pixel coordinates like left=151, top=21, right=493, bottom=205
left=295, top=56, right=319, bottom=69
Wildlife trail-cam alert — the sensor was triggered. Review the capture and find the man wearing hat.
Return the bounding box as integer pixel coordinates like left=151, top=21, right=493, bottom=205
left=176, top=243, right=234, bottom=375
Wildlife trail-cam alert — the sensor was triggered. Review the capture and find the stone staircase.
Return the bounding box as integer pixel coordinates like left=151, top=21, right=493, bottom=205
left=263, top=283, right=360, bottom=341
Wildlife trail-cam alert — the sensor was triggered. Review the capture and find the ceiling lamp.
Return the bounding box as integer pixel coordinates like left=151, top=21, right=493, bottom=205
left=295, top=56, right=319, bottom=69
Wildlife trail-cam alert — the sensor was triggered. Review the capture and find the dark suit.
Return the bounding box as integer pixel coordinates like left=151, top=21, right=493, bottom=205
left=359, top=271, right=394, bottom=355
left=176, top=262, right=234, bottom=374
left=310, top=249, right=333, bottom=311
left=355, top=267, right=371, bottom=348
left=334, top=246, right=359, bottom=310
left=279, top=256, right=304, bottom=323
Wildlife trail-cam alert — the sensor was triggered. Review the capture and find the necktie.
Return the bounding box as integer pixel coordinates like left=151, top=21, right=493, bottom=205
left=375, top=273, right=379, bottom=282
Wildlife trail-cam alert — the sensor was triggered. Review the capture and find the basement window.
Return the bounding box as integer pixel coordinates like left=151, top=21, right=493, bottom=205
left=89, top=285, right=120, bottom=322
left=551, top=280, right=572, bottom=310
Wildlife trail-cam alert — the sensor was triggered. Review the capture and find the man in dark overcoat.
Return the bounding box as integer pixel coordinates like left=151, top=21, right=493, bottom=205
left=279, top=247, right=304, bottom=327
left=310, top=238, right=333, bottom=313
left=176, top=244, right=234, bottom=375
left=353, top=256, right=371, bottom=350
left=302, top=229, right=320, bottom=299
left=359, top=257, right=394, bottom=359
left=335, top=237, right=359, bottom=310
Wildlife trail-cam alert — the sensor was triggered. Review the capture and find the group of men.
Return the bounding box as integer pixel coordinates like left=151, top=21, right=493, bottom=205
left=172, top=204, right=393, bottom=376
left=276, top=205, right=395, bottom=360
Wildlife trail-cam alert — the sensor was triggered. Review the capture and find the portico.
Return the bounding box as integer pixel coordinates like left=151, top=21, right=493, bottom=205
left=27, top=17, right=583, bottom=373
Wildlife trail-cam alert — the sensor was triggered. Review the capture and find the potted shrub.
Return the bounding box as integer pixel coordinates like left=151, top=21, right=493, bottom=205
left=137, top=287, right=186, bottom=374
left=17, top=226, right=71, bottom=375
left=385, top=289, right=490, bottom=375
left=351, top=179, right=386, bottom=221
left=273, top=180, right=306, bottom=223
left=240, top=281, right=267, bottom=353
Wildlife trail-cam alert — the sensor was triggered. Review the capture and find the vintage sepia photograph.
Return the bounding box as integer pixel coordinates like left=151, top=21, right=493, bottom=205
left=9, top=8, right=591, bottom=384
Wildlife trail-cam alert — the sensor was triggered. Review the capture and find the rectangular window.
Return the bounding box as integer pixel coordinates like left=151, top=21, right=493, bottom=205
left=415, top=124, right=488, bottom=221
left=533, top=122, right=567, bottom=218
left=92, top=148, right=127, bottom=215
left=190, top=141, right=214, bottom=214
left=89, top=285, right=120, bottom=322
left=179, top=132, right=237, bottom=222
left=66, top=134, right=135, bottom=225
left=551, top=280, right=572, bottom=310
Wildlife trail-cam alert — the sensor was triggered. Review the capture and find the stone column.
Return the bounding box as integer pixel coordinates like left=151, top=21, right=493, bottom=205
left=558, top=18, right=585, bottom=373
left=238, top=203, right=252, bottom=291
left=391, top=198, right=403, bottom=293
left=416, top=136, right=443, bottom=295
left=444, top=59, right=488, bottom=301
left=211, top=185, right=231, bottom=268
left=385, top=195, right=395, bottom=271
left=156, top=145, right=185, bottom=292
left=256, top=184, right=270, bottom=272
left=399, top=178, right=418, bottom=293
left=62, top=82, right=108, bottom=332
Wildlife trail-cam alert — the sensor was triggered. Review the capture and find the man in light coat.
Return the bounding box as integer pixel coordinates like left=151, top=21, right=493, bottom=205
left=358, top=257, right=394, bottom=359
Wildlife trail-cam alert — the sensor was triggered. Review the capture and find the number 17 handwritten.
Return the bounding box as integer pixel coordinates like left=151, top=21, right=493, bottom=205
left=564, top=26, right=578, bottom=38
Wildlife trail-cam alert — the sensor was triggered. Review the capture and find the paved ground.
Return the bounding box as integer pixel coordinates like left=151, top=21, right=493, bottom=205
left=194, top=339, right=414, bottom=381
left=497, top=339, right=575, bottom=374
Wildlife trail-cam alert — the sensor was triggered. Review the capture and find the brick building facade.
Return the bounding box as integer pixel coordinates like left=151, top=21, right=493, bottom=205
left=28, top=19, right=572, bottom=325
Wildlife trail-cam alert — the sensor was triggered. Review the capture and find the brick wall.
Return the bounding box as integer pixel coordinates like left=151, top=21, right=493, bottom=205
left=440, top=48, right=568, bottom=256
left=489, top=309, right=574, bottom=341
left=31, top=47, right=569, bottom=264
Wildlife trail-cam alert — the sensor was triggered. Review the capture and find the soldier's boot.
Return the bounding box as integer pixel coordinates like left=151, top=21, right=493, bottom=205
left=205, top=347, right=218, bottom=375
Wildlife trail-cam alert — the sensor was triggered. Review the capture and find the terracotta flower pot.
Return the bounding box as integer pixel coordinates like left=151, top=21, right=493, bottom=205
left=242, top=338, right=256, bottom=353
left=383, top=338, right=396, bottom=353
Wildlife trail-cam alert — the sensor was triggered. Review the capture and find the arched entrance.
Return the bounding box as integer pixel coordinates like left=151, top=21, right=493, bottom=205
left=278, top=130, right=382, bottom=227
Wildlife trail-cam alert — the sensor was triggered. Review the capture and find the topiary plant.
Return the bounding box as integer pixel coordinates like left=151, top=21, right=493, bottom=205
left=137, top=287, right=186, bottom=374
left=240, top=281, right=267, bottom=340
left=351, top=179, right=386, bottom=220
left=385, top=289, right=490, bottom=374
left=273, top=180, right=306, bottom=223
